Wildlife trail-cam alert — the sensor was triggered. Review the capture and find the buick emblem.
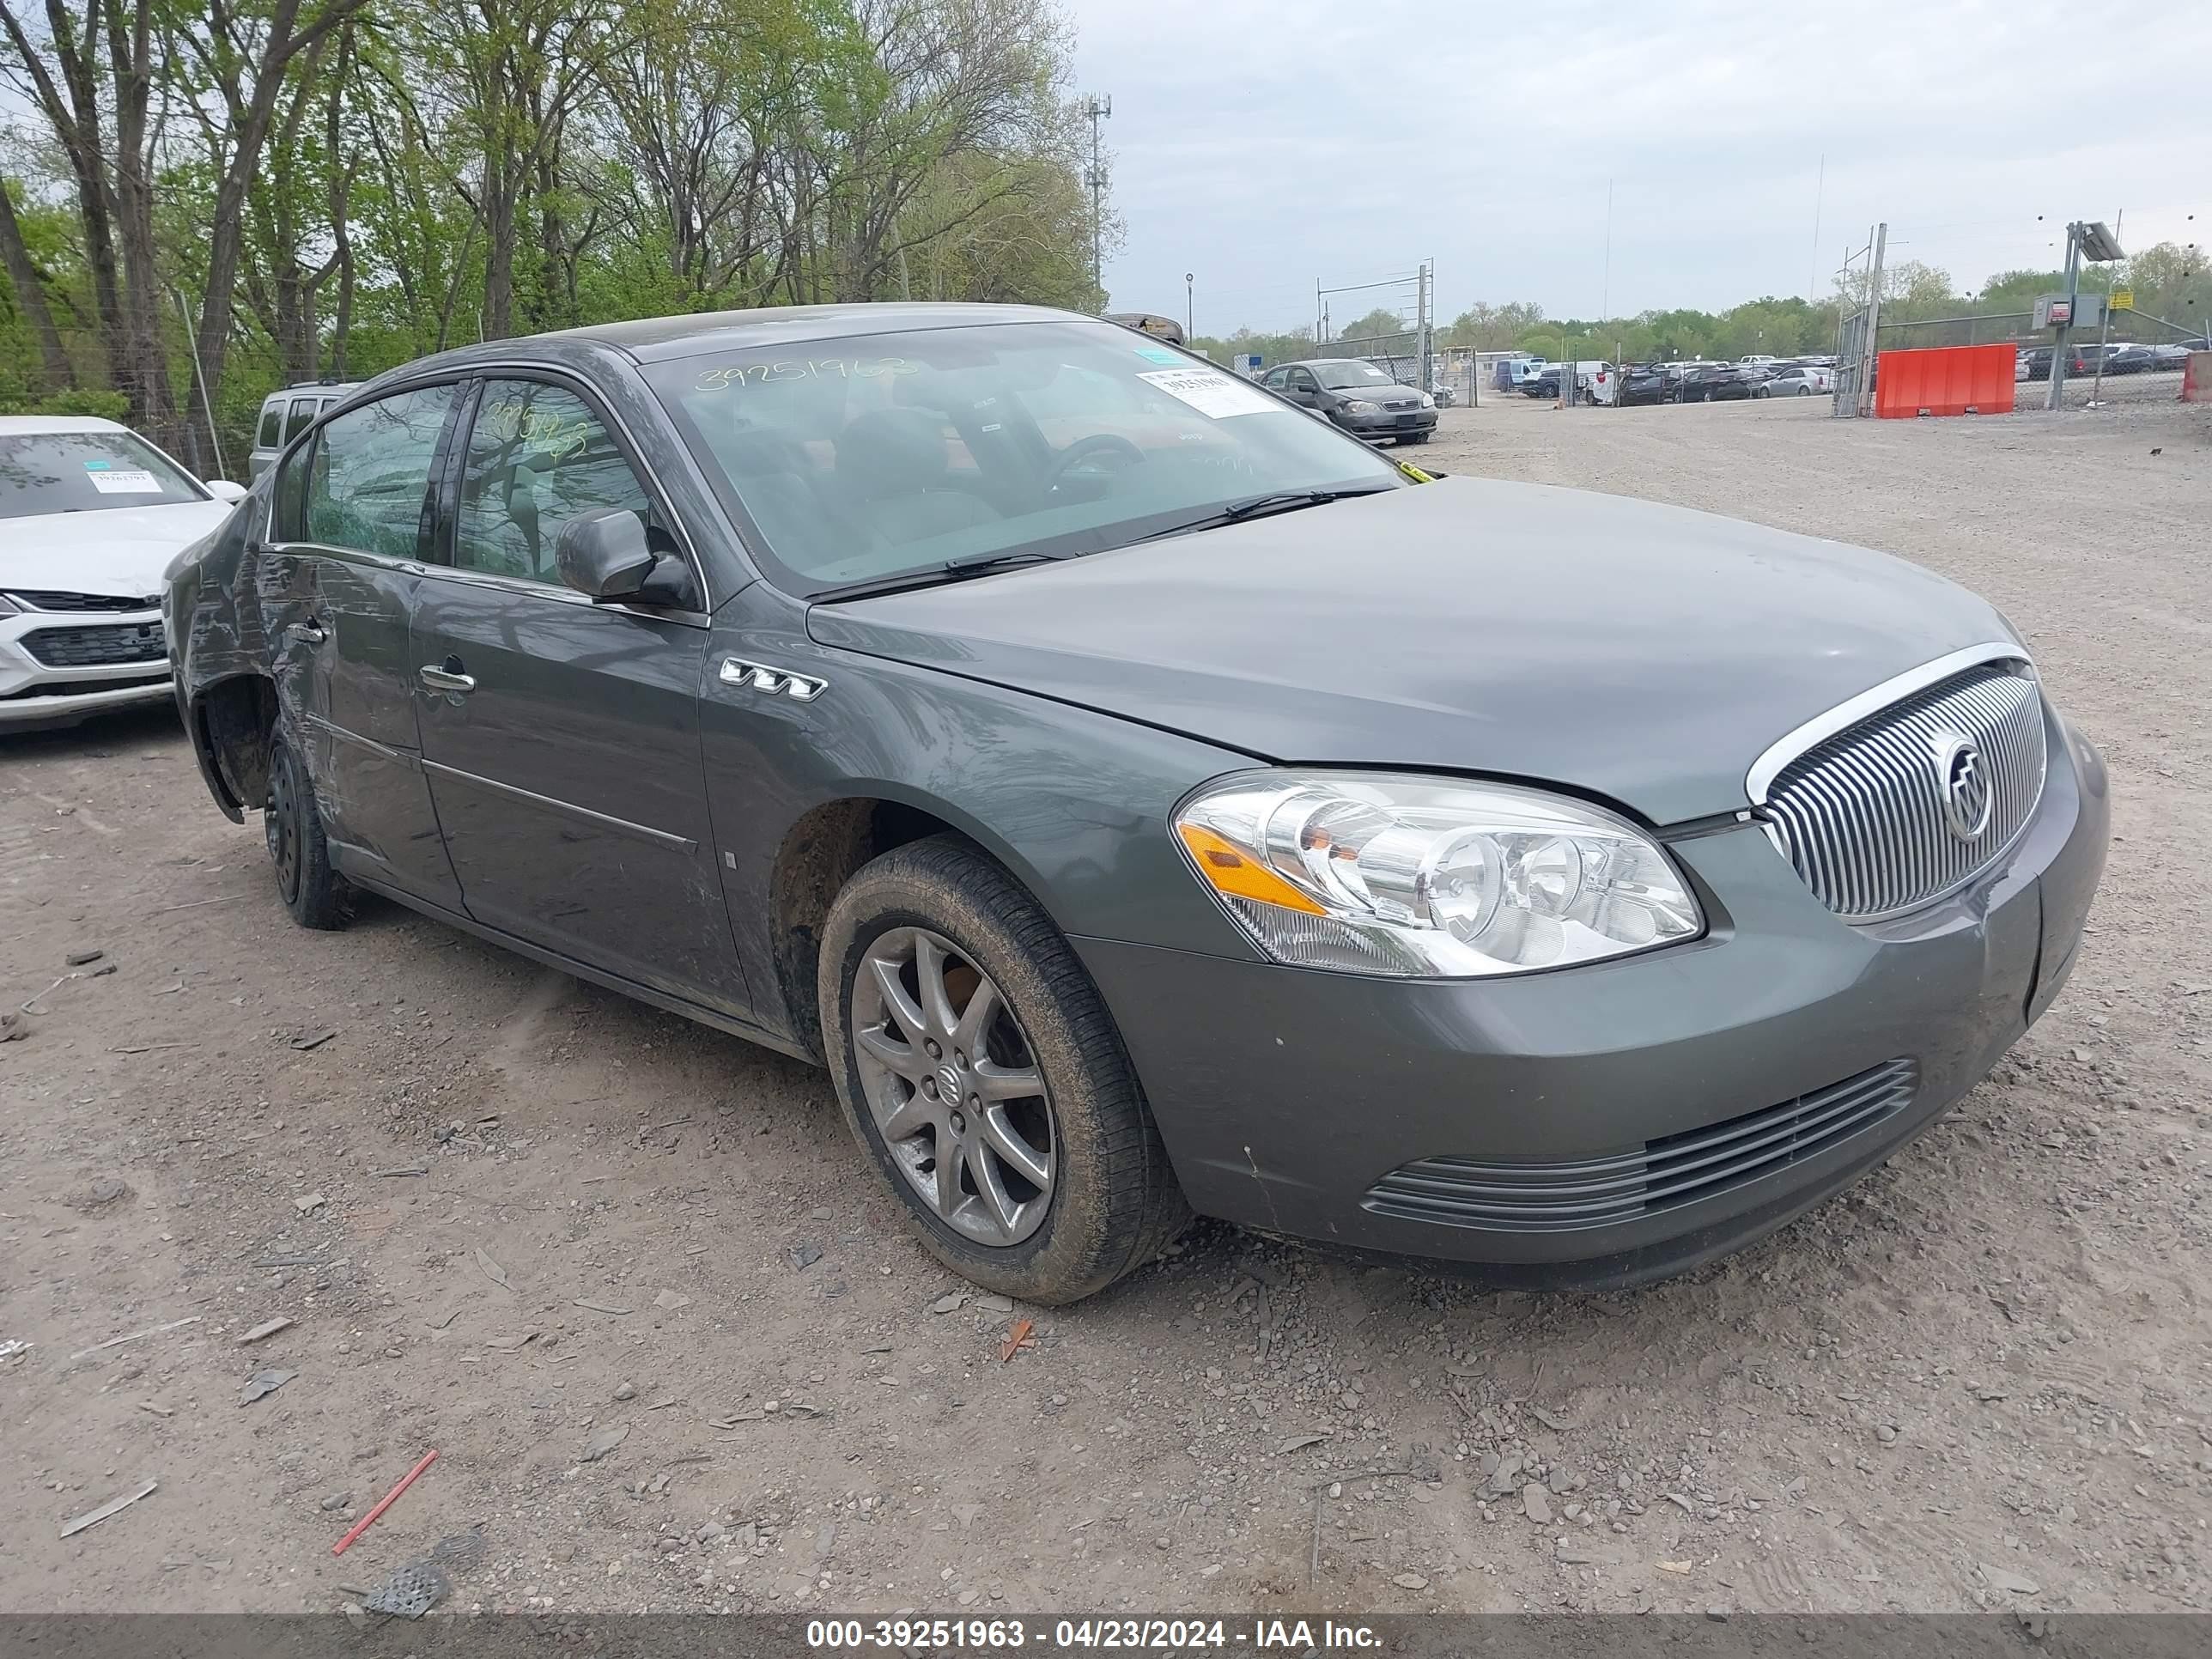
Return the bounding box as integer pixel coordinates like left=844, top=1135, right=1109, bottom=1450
left=1936, top=736, right=1993, bottom=841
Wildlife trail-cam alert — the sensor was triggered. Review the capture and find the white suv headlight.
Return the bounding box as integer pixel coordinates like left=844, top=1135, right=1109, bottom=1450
left=1175, top=771, right=1702, bottom=978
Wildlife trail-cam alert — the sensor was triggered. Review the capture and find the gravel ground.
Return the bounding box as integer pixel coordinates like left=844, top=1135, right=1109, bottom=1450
left=2, top=390, right=2208, bottom=1620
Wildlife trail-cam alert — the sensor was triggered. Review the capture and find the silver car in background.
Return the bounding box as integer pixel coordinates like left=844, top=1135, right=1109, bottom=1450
left=1755, top=365, right=1835, bottom=398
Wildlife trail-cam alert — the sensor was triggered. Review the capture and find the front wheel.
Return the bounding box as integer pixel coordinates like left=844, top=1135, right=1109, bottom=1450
left=1400, top=431, right=1431, bottom=445
left=819, top=836, right=1188, bottom=1304
left=264, top=732, right=351, bottom=930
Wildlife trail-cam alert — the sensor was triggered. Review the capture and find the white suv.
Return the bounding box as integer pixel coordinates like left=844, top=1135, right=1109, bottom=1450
left=1, top=416, right=245, bottom=731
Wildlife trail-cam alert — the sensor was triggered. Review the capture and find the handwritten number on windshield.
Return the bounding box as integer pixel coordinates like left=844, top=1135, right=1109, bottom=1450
left=694, top=358, right=919, bottom=392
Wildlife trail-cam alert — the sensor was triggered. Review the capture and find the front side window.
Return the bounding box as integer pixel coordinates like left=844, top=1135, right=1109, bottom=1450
left=643, top=320, right=1402, bottom=595
left=0, top=428, right=207, bottom=520
left=453, top=380, right=657, bottom=585
left=303, top=385, right=456, bottom=559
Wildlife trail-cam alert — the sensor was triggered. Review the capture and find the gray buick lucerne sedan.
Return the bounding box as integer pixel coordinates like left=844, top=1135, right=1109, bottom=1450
left=167, top=303, right=2108, bottom=1304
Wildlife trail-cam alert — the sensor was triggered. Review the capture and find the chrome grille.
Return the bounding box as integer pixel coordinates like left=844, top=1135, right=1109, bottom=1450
left=1762, top=662, right=2046, bottom=921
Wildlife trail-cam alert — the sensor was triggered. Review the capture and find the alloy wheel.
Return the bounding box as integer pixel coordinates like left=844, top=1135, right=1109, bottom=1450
left=849, top=927, right=1056, bottom=1247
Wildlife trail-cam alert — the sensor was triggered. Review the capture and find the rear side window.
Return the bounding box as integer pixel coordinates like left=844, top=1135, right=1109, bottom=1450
left=258, top=404, right=283, bottom=448
left=453, top=380, right=656, bottom=585
left=303, top=385, right=457, bottom=559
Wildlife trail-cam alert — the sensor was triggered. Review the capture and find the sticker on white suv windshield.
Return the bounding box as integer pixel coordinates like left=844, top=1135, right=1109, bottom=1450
left=1137, top=368, right=1281, bottom=419
left=82, top=464, right=162, bottom=495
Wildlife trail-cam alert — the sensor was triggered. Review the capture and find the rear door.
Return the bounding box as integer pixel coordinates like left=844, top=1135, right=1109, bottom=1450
left=410, top=374, right=750, bottom=1013
left=261, top=383, right=465, bottom=908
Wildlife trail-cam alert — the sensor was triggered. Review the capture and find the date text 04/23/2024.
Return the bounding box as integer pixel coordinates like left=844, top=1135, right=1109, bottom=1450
left=804, top=1619, right=1382, bottom=1650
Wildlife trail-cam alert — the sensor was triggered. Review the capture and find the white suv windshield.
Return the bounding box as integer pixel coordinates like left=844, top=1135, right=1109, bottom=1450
left=644, top=320, right=1403, bottom=594
left=0, top=430, right=206, bottom=520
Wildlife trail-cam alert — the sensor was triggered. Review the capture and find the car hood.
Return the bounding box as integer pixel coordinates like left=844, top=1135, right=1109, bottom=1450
left=1320, top=382, right=1420, bottom=402
left=807, top=477, right=2015, bottom=824
left=3, top=500, right=236, bottom=598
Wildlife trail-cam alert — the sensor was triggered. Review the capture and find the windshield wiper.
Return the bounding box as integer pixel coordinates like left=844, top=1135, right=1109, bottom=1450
left=1130, top=486, right=1395, bottom=544
left=813, top=549, right=1067, bottom=604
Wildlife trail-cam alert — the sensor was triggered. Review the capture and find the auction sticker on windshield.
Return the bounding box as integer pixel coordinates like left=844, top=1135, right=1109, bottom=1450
left=82, top=462, right=162, bottom=494
left=1138, top=368, right=1281, bottom=419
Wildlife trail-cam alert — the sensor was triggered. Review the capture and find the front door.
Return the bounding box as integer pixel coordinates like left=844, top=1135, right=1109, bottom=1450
left=261, top=383, right=465, bottom=910
left=410, top=375, right=749, bottom=1013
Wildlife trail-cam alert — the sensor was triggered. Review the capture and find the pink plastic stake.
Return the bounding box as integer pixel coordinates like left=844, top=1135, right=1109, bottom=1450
left=331, top=1448, right=439, bottom=1556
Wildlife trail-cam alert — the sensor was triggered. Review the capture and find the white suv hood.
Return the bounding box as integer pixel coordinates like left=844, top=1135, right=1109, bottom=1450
left=3, top=500, right=236, bottom=599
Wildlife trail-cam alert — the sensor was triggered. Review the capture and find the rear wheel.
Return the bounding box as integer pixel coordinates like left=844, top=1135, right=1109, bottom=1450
left=264, top=732, right=351, bottom=930
left=819, top=836, right=1188, bottom=1304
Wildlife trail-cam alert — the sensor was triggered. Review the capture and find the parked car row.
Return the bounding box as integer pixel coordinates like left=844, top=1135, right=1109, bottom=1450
left=1607, top=356, right=1836, bottom=407
left=2016, top=342, right=2197, bottom=380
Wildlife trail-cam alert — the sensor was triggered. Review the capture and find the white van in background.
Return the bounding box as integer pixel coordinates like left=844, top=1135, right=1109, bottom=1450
left=246, top=381, right=360, bottom=478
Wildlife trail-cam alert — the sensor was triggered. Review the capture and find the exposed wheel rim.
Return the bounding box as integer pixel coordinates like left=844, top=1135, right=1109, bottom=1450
left=266, top=750, right=302, bottom=905
left=850, top=926, right=1056, bottom=1248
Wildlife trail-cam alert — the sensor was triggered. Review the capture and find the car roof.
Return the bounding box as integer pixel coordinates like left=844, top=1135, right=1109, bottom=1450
left=268, top=382, right=362, bottom=398
left=555, top=301, right=1083, bottom=363
left=352, top=302, right=1104, bottom=396
left=1278, top=358, right=1376, bottom=369
left=0, top=414, right=133, bottom=435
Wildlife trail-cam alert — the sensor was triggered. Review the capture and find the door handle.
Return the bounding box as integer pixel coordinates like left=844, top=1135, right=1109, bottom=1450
left=419, top=662, right=477, bottom=695
left=285, top=620, right=325, bottom=645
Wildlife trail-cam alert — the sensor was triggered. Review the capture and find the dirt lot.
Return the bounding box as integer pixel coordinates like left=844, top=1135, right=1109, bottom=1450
left=3, top=391, right=2209, bottom=1621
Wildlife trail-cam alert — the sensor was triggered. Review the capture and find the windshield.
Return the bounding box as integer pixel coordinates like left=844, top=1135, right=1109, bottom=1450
left=1310, top=362, right=1397, bottom=389
left=0, top=429, right=207, bottom=520
left=644, top=320, right=1402, bottom=594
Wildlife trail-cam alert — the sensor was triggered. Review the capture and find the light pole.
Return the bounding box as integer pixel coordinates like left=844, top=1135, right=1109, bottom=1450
left=1184, top=272, right=1194, bottom=342
left=1084, top=94, right=1111, bottom=305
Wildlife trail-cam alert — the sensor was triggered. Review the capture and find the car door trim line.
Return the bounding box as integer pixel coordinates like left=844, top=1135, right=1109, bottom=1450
left=300, top=710, right=421, bottom=771
left=411, top=561, right=709, bottom=628
left=419, top=758, right=699, bottom=854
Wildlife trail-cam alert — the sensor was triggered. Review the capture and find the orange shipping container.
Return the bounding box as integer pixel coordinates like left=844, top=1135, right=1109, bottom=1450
left=1873, top=343, right=2017, bottom=418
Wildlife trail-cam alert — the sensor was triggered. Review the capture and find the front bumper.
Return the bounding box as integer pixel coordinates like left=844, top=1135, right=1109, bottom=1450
left=1078, top=711, right=2109, bottom=1287
left=1337, top=409, right=1438, bottom=440
left=0, top=606, right=173, bottom=729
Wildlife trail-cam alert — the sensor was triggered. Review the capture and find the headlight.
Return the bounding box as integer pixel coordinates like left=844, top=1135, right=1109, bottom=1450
left=1342, top=399, right=1382, bottom=415
left=1174, top=771, right=1702, bottom=978
left=1418, top=392, right=1435, bottom=409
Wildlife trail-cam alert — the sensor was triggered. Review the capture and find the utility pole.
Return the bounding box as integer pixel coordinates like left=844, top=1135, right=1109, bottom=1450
left=2047, top=222, right=2081, bottom=411
left=1184, top=271, right=1194, bottom=343
left=1417, top=259, right=1433, bottom=393
left=1084, top=94, right=1112, bottom=305
left=1858, top=222, right=1887, bottom=416
left=2087, top=209, right=2124, bottom=407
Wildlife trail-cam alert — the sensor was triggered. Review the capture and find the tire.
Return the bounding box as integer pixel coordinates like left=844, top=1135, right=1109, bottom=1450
left=1401, top=431, right=1431, bottom=445
left=1796, top=385, right=1813, bottom=396
left=264, top=732, right=352, bottom=930
left=819, top=835, right=1189, bottom=1304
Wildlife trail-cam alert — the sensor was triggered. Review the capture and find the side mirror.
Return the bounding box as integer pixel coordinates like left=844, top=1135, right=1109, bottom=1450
left=556, top=507, right=659, bottom=599
left=204, top=479, right=248, bottom=501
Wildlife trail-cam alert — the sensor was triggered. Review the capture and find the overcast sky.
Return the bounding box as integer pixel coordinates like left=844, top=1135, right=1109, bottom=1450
left=1070, top=0, right=2211, bottom=335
